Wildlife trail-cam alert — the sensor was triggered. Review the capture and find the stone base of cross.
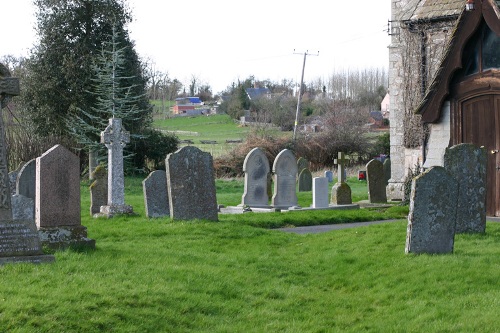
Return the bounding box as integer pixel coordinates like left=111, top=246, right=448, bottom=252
left=96, top=204, right=136, bottom=218
left=332, top=152, right=352, bottom=205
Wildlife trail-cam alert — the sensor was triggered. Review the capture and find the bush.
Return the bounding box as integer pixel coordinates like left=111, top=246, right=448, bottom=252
left=128, top=129, right=179, bottom=173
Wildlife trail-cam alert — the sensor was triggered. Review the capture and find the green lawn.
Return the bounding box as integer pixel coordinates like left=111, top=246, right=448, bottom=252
left=1, top=177, right=499, bottom=332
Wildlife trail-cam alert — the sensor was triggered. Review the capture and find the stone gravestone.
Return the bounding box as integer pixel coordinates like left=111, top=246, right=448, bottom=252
left=36, top=145, right=95, bottom=249
left=166, top=146, right=218, bottom=221
left=324, top=170, right=333, bottom=183
left=90, top=165, right=107, bottom=216
left=241, top=147, right=270, bottom=208
left=444, top=143, right=487, bottom=233
left=272, top=149, right=298, bottom=209
left=297, top=157, right=309, bottom=173
left=312, top=177, right=329, bottom=208
left=366, top=159, right=387, bottom=203
left=405, top=166, right=458, bottom=254
left=143, top=170, right=169, bottom=218
left=383, top=158, right=391, bottom=186
left=15, top=159, right=36, bottom=218
left=0, top=64, right=54, bottom=264
left=98, top=118, right=134, bottom=217
left=331, top=152, right=352, bottom=205
left=298, top=168, right=313, bottom=192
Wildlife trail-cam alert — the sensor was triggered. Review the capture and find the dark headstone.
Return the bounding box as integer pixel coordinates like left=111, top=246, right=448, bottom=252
left=444, top=143, right=487, bottom=233
left=366, top=159, right=387, bottom=203
left=90, top=165, right=107, bottom=216
left=298, top=168, right=313, bottom=192
left=405, top=166, right=458, bottom=254
left=166, top=146, right=218, bottom=221
left=143, top=170, right=169, bottom=218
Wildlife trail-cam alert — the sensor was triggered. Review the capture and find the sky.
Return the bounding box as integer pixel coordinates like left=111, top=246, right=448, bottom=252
left=3, top=0, right=391, bottom=94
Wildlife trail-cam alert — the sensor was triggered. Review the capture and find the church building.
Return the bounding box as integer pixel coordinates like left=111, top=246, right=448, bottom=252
left=388, top=0, right=500, bottom=216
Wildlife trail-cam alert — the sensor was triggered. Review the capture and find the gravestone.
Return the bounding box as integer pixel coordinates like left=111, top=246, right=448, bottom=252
left=241, top=148, right=270, bottom=208
left=272, top=149, right=299, bottom=209
left=383, top=158, right=391, bottom=186
left=11, top=194, right=34, bottom=221
left=0, top=64, right=54, bottom=264
left=298, top=168, right=313, bottom=192
left=166, top=146, right=218, bottom=221
left=366, top=159, right=387, bottom=203
left=324, top=170, right=333, bottom=183
left=331, top=152, right=352, bottom=205
left=143, top=170, right=169, bottom=218
left=405, top=166, right=458, bottom=254
left=36, top=145, right=95, bottom=249
left=444, top=143, right=487, bottom=233
left=312, top=177, right=329, bottom=208
left=90, top=165, right=107, bottom=216
left=98, top=118, right=134, bottom=217
left=15, top=159, right=36, bottom=218
left=297, top=157, right=309, bottom=172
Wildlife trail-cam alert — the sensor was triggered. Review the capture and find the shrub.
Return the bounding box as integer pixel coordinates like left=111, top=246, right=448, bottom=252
left=128, top=129, right=179, bottom=173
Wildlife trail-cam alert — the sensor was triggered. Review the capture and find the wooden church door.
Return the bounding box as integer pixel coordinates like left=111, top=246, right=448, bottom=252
left=461, top=94, right=500, bottom=216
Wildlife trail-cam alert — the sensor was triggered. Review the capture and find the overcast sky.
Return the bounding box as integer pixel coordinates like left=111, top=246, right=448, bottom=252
left=3, top=0, right=391, bottom=94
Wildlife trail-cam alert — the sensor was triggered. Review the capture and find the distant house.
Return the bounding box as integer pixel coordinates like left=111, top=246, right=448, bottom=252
left=172, top=97, right=209, bottom=116
left=380, top=93, right=390, bottom=119
left=245, top=87, right=271, bottom=100
left=369, top=111, right=385, bottom=128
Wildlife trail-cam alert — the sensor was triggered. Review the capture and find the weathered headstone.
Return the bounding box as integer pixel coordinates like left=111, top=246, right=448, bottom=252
left=11, top=194, right=34, bottom=221
left=0, top=64, right=54, bottom=264
left=312, top=177, right=329, bottom=208
left=331, top=152, right=352, bottom=205
left=16, top=159, right=36, bottom=199
left=166, top=146, right=218, bottom=221
left=99, top=118, right=134, bottom=217
left=383, top=157, right=391, bottom=186
left=272, top=149, right=298, bottom=209
left=366, top=159, right=387, bottom=203
left=298, top=168, right=313, bottom=192
left=444, top=143, right=487, bottom=233
left=241, top=148, right=270, bottom=208
left=405, top=166, right=458, bottom=254
left=90, top=165, right=107, bottom=216
left=324, top=170, right=333, bottom=183
left=36, top=145, right=95, bottom=249
left=143, top=170, right=169, bottom=218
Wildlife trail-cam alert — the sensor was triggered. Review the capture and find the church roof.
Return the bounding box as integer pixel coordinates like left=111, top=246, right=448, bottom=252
left=400, top=0, right=464, bottom=21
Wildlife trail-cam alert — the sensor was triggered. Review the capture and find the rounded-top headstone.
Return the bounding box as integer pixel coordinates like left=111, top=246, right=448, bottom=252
left=241, top=148, right=270, bottom=207
left=272, top=149, right=298, bottom=209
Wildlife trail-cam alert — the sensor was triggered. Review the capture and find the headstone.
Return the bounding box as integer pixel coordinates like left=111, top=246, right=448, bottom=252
left=444, top=143, right=487, bottom=233
left=383, top=157, right=391, bottom=186
left=241, top=148, right=270, bottom=208
left=405, top=166, right=458, bottom=254
left=11, top=194, right=34, bottom=221
left=298, top=168, right=313, bottom=192
left=331, top=152, right=352, bottom=205
left=312, top=177, right=329, bottom=208
left=143, top=170, right=169, bottom=218
left=0, top=64, right=54, bottom=264
left=297, top=157, right=309, bottom=172
left=166, top=146, right=218, bottom=221
left=98, top=118, right=134, bottom=217
left=272, top=149, right=299, bottom=209
left=90, top=165, right=107, bottom=216
left=16, top=159, right=36, bottom=199
left=36, top=145, right=95, bottom=249
left=366, top=159, right=387, bottom=203
left=324, top=170, right=333, bottom=183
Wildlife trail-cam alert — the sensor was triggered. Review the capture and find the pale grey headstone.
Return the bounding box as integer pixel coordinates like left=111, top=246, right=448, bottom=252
left=366, top=159, right=387, bottom=203
left=241, top=148, right=270, bottom=208
left=143, top=170, right=169, bottom=218
left=166, top=146, right=218, bottom=221
left=90, top=165, right=107, bottom=216
left=405, top=166, right=458, bottom=254
left=444, top=143, right=487, bottom=233
left=324, top=170, right=333, bottom=183
left=312, top=177, right=329, bottom=208
left=298, top=168, right=313, bottom=192
left=16, top=159, right=36, bottom=200
left=11, top=194, right=34, bottom=221
left=272, top=149, right=298, bottom=209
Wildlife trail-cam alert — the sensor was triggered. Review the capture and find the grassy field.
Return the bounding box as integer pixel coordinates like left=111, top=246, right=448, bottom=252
left=1, top=177, right=500, bottom=332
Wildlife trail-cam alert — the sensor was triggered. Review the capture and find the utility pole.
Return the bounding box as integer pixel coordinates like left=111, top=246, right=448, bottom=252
left=293, top=49, right=319, bottom=141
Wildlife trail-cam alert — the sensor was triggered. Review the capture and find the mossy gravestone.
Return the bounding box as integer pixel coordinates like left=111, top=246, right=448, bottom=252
left=405, top=166, right=458, bottom=254
left=298, top=168, right=313, bottom=192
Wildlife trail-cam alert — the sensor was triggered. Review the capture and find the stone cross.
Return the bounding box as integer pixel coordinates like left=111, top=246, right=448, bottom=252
left=101, top=118, right=130, bottom=207
left=334, top=152, right=347, bottom=183
left=0, top=64, right=20, bottom=220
